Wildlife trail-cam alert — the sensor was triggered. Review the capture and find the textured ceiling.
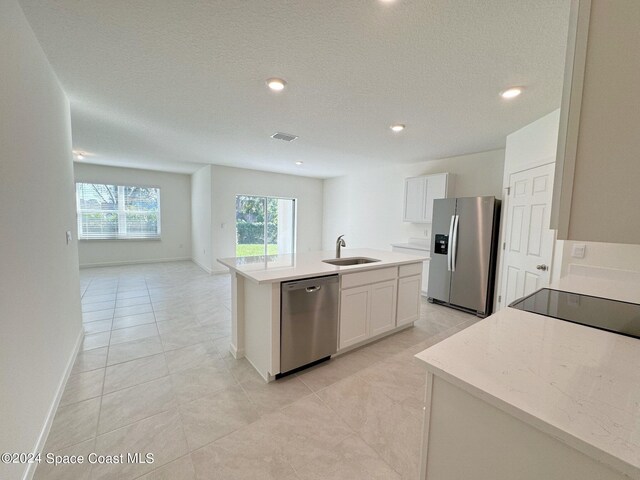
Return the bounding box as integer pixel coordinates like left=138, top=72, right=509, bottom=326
left=19, top=0, right=570, bottom=177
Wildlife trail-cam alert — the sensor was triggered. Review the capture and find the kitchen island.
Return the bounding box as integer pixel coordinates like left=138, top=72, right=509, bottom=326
left=416, top=270, right=640, bottom=480
left=218, top=248, right=427, bottom=381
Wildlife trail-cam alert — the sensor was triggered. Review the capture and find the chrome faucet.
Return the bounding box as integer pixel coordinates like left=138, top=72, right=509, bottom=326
left=335, top=235, right=346, bottom=258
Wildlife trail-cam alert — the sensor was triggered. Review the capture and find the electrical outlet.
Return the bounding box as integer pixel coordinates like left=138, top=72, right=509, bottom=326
left=571, top=243, right=586, bottom=259
left=66, top=231, right=72, bottom=244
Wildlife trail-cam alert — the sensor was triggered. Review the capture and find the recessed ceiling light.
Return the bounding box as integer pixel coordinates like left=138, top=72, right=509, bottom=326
left=266, top=78, right=287, bottom=91
left=500, top=87, right=523, bottom=99
left=390, top=124, right=405, bottom=133
left=295, top=161, right=303, bottom=166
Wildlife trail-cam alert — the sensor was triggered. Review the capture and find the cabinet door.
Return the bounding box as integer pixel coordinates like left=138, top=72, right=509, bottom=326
left=404, top=177, right=426, bottom=222
left=397, top=275, right=421, bottom=326
left=421, top=261, right=430, bottom=296
left=369, top=280, right=397, bottom=337
left=423, top=174, right=448, bottom=222
left=339, top=285, right=370, bottom=349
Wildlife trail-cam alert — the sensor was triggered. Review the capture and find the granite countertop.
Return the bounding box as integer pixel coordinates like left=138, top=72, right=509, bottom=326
left=415, top=274, right=640, bottom=478
left=217, top=248, right=428, bottom=284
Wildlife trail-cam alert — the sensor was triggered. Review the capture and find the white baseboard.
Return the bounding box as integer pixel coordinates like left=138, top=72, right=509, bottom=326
left=211, top=270, right=230, bottom=276
left=79, top=256, right=192, bottom=269
left=229, top=342, right=244, bottom=359
left=191, top=258, right=212, bottom=274
left=212, top=265, right=230, bottom=275
left=23, top=329, right=84, bottom=480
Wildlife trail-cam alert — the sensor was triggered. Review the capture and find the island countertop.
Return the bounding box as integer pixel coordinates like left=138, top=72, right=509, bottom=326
left=416, top=274, right=640, bottom=479
left=217, top=248, right=428, bottom=284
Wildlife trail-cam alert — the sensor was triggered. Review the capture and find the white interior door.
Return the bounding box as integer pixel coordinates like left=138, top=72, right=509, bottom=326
left=500, top=163, right=556, bottom=307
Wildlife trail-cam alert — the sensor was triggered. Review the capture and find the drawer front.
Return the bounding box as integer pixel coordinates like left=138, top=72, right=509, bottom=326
left=341, top=266, right=397, bottom=289
left=399, top=262, right=422, bottom=278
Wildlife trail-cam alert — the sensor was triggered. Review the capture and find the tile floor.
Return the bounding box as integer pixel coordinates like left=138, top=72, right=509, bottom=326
left=34, top=261, right=479, bottom=480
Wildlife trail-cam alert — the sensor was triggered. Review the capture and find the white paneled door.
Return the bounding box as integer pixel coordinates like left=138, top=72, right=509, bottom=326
left=501, top=163, right=556, bottom=308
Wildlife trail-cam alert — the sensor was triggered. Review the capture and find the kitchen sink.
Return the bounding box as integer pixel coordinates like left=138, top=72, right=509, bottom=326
left=322, top=257, right=381, bottom=266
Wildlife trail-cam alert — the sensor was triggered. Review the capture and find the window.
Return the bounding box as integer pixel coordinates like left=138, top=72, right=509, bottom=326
left=76, top=183, right=161, bottom=239
left=235, top=195, right=296, bottom=257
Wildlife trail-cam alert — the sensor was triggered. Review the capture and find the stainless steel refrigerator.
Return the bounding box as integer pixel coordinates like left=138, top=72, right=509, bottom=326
left=427, top=196, right=501, bottom=317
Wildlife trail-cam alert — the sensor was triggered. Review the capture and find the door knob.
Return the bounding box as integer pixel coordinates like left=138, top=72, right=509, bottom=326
left=536, top=264, right=548, bottom=271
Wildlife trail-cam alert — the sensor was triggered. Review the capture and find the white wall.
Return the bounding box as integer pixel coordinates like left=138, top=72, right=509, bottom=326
left=503, top=109, right=561, bottom=184
left=499, top=109, right=564, bottom=285
left=0, top=2, right=83, bottom=479
left=210, top=165, right=324, bottom=273
left=498, top=108, right=640, bottom=281
left=561, top=241, right=640, bottom=275
left=322, top=149, right=505, bottom=251
left=191, top=165, right=213, bottom=272
left=74, top=163, right=192, bottom=267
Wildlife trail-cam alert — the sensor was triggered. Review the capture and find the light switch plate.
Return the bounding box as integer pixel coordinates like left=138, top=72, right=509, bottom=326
left=571, top=243, right=586, bottom=258
left=66, top=231, right=72, bottom=244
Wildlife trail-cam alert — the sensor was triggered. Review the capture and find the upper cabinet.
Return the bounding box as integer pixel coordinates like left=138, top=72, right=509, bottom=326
left=403, top=173, right=453, bottom=223
left=551, top=0, right=640, bottom=244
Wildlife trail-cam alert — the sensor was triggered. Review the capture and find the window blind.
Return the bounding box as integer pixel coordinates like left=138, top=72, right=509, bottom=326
left=76, top=183, right=161, bottom=239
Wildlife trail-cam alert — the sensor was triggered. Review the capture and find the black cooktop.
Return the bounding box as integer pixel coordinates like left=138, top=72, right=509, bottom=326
left=509, top=288, right=640, bottom=340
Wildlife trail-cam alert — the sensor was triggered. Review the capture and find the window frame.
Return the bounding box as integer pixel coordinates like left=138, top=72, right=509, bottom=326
left=75, top=181, right=162, bottom=241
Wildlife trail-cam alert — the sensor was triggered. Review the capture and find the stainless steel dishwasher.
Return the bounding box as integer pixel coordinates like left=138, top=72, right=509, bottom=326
left=280, top=275, right=339, bottom=377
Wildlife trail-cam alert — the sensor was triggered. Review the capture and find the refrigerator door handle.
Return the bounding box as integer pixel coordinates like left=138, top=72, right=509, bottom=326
left=451, top=215, right=460, bottom=272
left=447, top=215, right=455, bottom=271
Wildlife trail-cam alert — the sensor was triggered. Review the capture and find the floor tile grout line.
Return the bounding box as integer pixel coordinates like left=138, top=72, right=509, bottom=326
left=95, top=405, right=177, bottom=444
left=309, top=373, right=411, bottom=480
left=64, top=264, right=441, bottom=479
left=91, top=272, right=118, bottom=455
left=130, top=452, right=193, bottom=480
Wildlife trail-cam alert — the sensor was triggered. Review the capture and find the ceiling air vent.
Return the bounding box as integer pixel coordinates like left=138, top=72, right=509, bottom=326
left=271, top=132, right=298, bottom=142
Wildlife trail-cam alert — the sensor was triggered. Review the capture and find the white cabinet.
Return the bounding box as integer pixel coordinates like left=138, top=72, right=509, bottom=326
left=403, top=173, right=453, bottom=223
left=397, top=275, right=421, bottom=327
left=339, top=264, right=421, bottom=351
left=392, top=246, right=430, bottom=296
left=421, top=262, right=429, bottom=296
left=339, top=285, right=370, bottom=349
left=551, top=0, right=640, bottom=244
left=404, top=177, right=426, bottom=223
left=369, top=280, right=397, bottom=336
left=420, top=374, right=629, bottom=480
left=339, top=279, right=397, bottom=350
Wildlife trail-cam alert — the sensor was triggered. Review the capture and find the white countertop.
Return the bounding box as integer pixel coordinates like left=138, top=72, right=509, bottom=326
left=217, top=248, right=428, bottom=284
left=390, top=242, right=431, bottom=252
left=416, top=274, right=640, bottom=479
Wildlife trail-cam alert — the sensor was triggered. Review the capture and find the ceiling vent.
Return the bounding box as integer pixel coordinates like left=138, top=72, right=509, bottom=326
left=271, top=132, right=299, bottom=142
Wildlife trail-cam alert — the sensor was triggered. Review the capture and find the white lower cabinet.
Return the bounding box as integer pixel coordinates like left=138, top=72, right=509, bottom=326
left=339, top=279, right=397, bottom=350
left=421, top=261, right=429, bottom=295
left=368, top=280, right=397, bottom=337
left=339, top=265, right=421, bottom=350
left=391, top=246, right=430, bottom=296
left=339, top=285, right=370, bottom=349
left=397, top=274, right=421, bottom=326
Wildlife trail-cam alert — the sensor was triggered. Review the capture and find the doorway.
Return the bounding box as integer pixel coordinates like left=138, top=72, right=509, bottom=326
left=500, top=163, right=557, bottom=308
left=235, top=195, right=296, bottom=257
